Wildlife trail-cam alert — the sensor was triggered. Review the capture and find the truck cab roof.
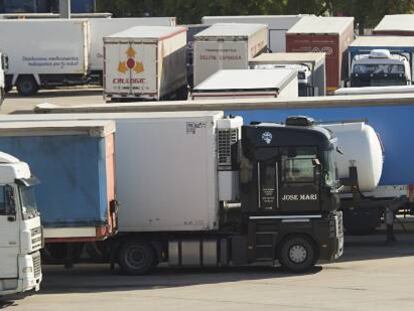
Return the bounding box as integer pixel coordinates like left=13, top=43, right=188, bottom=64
left=0, top=151, right=31, bottom=183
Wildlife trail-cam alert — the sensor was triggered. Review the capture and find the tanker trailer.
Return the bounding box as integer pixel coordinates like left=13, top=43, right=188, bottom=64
left=323, top=121, right=400, bottom=235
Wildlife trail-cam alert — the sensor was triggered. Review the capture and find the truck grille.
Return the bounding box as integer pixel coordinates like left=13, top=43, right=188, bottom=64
left=31, top=227, right=41, bottom=237
left=217, top=128, right=239, bottom=170
left=32, top=252, right=41, bottom=278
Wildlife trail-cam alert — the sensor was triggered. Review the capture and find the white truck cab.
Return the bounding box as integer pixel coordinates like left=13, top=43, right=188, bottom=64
left=350, top=49, right=411, bottom=87
left=0, top=151, right=42, bottom=297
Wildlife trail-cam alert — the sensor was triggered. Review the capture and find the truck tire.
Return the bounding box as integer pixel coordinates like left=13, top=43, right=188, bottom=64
left=278, top=235, right=318, bottom=273
left=16, top=75, right=39, bottom=96
left=343, top=207, right=381, bottom=235
left=118, top=240, right=156, bottom=275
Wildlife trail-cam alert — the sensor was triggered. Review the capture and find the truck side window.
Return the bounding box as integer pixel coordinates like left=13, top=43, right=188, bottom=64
left=282, top=147, right=317, bottom=184
left=0, top=185, right=15, bottom=216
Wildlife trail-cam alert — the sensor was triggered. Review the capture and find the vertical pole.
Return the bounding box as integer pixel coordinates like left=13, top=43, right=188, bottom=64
left=59, top=0, right=71, bottom=19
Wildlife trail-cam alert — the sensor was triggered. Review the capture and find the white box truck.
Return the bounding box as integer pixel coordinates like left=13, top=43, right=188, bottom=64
left=0, top=19, right=90, bottom=96
left=202, top=15, right=309, bottom=52
left=193, top=23, right=268, bottom=86
left=190, top=69, right=298, bottom=100
left=0, top=151, right=42, bottom=297
left=103, top=26, right=187, bottom=101
left=89, top=17, right=176, bottom=82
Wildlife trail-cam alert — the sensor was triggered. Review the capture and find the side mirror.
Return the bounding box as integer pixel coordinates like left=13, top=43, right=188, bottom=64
left=312, top=158, right=321, bottom=167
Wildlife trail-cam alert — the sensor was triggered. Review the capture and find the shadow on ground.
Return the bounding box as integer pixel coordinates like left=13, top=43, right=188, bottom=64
left=38, top=264, right=323, bottom=295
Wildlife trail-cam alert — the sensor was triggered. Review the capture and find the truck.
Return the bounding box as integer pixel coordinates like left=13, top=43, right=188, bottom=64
left=190, top=69, right=298, bottom=100
left=0, top=120, right=116, bottom=264
left=37, top=94, right=414, bottom=235
left=88, top=17, right=176, bottom=83
left=103, top=26, right=187, bottom=101
left=0, top=151, right=42, bottom=297
left=0, top=19, right=90, bottom=96
left=286, top=16, right=354, bottom=93
left=202, top=15, right=310, bottom=53
left=373, top=14, right=414, bottom=36
left=0, top=111, right=344, bottom=273
left=347, top=36, right=414, bottom=87
left=193, top=23, right=268, bottom=86
left=249, top=52, right=326, bottom=96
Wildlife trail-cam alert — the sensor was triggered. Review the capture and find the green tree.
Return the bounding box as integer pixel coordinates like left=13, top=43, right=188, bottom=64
left=97, top=0, right=414, bottom=28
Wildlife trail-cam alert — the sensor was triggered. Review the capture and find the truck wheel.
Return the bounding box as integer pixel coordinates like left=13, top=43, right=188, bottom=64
left=118, top=240, right=156, bottom=275
left=16, top=75, right=39, bottom=96
left=278, top=235, right=318, bottom=273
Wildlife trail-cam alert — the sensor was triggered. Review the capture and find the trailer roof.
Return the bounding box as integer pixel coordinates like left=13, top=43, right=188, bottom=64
left=251, top=52, right=325, bottom=66
left=0, top=120, right=115, bottom=137
left=350, top=35, right=414, bottom=47
left=374, top=14, right=414, bottom=33
left=105, top=26, right=186, bottom=40
left=202, top=15, right=308, bottom=27
left=287, top=16, right=354, bottom=35
left=4, top=111, right=224, bottom=121
left=194, top=23, right=267, bottom=38
left=335, top=85, right=414, bottom=96
left=193, top=69, right=297, bottom=92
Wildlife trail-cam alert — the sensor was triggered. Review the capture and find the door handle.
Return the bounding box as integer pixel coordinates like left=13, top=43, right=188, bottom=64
left=7, top=215, right=16, bottom=222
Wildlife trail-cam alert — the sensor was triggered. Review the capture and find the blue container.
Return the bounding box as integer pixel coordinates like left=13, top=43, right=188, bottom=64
left=0, top=121, right=116, bottom=232
left=226, top=104, right=414, bottom=186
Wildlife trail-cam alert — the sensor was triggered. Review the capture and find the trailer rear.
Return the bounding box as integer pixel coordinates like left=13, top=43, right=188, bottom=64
left=193, top=23, right=268, bottom=86
left=104, top=26, right=187, bottom=101
left=286, top=16, right=354, bottom=93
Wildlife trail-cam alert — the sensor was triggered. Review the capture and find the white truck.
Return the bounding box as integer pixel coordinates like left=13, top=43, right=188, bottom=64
left=193, top=23, right=268, bottom=86
left=190, top=69, right=298, bottom=100
left=348, top=36, right=414, bottom=87
left=0, top=151, right=42, bottom=297
left=103, top=26, right=187, bottom=101
left=89, top=17, right=176, bottom=83
left=202, top=15, right=309, bottom=52
left=0, top=19, right=90, bottom=96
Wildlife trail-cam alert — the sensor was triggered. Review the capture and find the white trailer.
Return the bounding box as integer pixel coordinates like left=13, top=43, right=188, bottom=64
left=193, top=23, right=268, bottom=86
left=89, top=17, right=176, bottom=81
left=0, top=152, right=42, bottom=297
left=190, top=69, right=298, bottom=100
left=202, top=15, right=309, bottom=52
left=250, top=52, right=326, bottom=96
left=104, top=26, right=187, bottom=101
left=0, top=19, right=90, bottom=96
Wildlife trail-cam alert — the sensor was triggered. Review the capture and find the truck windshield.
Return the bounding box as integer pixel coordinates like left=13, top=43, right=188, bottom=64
left=353, top=63, right=405, bottom=75
left=19, top=186, right=39, bottom=220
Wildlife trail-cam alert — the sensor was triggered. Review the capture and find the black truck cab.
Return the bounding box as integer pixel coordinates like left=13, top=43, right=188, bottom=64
left=236, top=117, right=343, bottom=272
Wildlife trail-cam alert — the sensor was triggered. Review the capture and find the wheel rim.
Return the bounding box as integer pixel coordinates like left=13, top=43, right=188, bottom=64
left=125, top=246, right=146, bottom=268
left=288, top=244, right=308, bottom=264
left=20, top=80, right=34, bottom=93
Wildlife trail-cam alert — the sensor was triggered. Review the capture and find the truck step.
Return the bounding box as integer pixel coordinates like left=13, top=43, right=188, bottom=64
left=255, top=244, right=274, bottom=248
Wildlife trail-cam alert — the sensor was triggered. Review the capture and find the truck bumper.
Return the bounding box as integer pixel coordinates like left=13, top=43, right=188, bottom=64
left=19, top=251, right=42, bottom=293
left=318, top=211, right=344, bottom=261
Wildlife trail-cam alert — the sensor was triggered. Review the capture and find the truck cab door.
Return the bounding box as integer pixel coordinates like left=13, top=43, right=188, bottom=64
left=0, top=185, right=19, bottom=278
left=278, top=147, right=321, bottom=213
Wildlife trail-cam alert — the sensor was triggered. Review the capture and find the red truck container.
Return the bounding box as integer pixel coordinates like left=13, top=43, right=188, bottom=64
left=373, top=14, right=414, bottom=36
left=286, top=16, right=354, bottom=93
